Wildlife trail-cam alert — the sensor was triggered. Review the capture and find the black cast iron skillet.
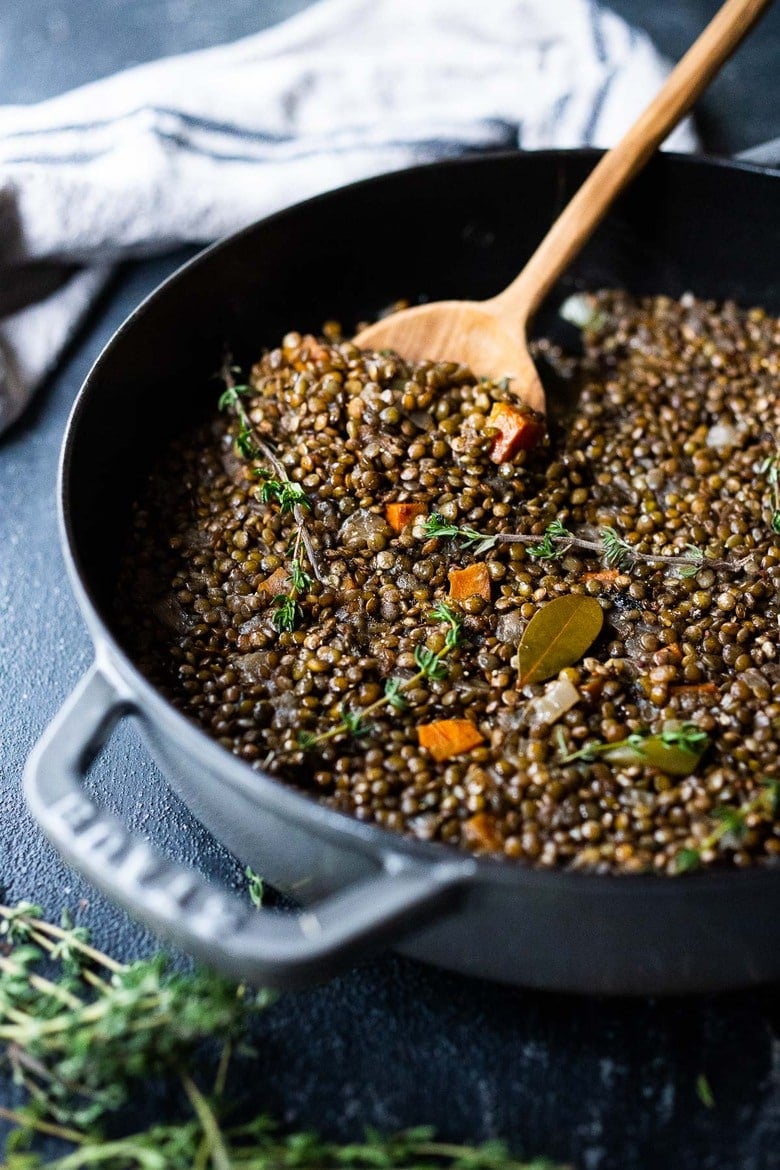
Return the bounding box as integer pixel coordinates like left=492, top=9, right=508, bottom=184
left=24, top=148, right=780, bottom=995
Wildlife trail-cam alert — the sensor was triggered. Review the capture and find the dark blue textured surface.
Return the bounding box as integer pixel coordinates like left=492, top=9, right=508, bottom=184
left=1, top=4, right=779, bottom=1168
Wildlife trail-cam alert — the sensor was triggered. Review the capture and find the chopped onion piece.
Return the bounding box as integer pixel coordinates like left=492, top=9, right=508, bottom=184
left=559, top=293, right=606, bottom=332
left=706, top=422, right=738, bottom=449
left=338, top=508, right=390, bottom=549
left=527, top=677, right=581, bottom=727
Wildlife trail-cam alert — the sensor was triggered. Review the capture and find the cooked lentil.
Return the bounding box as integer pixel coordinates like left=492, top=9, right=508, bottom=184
left=117, top=291, right=780, bottom=875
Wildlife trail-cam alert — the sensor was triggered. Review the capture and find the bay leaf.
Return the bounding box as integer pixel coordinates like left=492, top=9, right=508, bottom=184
left=517, top=595, right=604, bottom=686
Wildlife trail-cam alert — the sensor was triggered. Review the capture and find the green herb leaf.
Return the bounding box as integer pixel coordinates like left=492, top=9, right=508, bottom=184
left=711, top=805, right=749, bottom=843
left=600, top=526, right=634, bottom=570
left=384, top=678, right=407, bottom=711
left=217, top=383, right=251, bottom=412
left=760, top=776, right=780, bottom=816
left=278, top=482, right=310, bottom=514
left=696, top=1073, right=715, bottom=1109
left=676, top=544, right=706, bottom=579
left=245, top=866, right=264, bottom=908
left=271, top=595, right=299, bottom=632
left=414, top=645, right=448, bottom=681
left=289, top=560, right=313, bottom=595
left=340, top=704, right=372, bottom=738
left=566, top=721, right=710, bottom=777
left=674, top=848, right=702, bottom=874
left=422, top=513, right=491, bottom=549
left=517, top=595, right=604, bottom=686
left=430, top=602, right=463, bottom=650
left=527, top=519, right=572, bottom=560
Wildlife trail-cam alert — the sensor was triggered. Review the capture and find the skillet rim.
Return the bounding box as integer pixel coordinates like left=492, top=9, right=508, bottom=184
left=59, top=146, right=780, bottom=894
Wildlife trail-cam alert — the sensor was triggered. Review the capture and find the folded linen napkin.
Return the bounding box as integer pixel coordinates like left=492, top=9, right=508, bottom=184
left=0, top=0, right=696, bottom=435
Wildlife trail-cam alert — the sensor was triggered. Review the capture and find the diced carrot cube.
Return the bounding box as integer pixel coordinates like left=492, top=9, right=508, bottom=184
left=258, top=566, right=289, bottom=598
left=448, top=562, right=491, bottom=602
left=417, top=719, right=485, bottom=762
left=487, top=402, right=544, bottom=463
left=582, top=569, right=620, bottom=585
left=462, top=812, right=503, bottom=851
left=385, top=502, right=427, bottom=532
left=291, top=334, right=329, bottom=369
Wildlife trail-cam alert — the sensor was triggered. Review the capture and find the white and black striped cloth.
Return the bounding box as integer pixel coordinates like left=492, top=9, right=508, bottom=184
left=0, top=0, right=696, bottom=434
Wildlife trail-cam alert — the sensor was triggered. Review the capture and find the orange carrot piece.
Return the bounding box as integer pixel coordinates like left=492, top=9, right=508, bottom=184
left=385, top=502, right=427, bottom=533
left=417, top=719, right=485, bottom=762
left=486, top=402, right=544, bottom=463
left=258, top=566, right=289, bottom=598
left=462, top=812, right=503, bottom=851
left=448, top=562, right=492, bottom=602
left=291, top=334, right=329, bottom=369
left=582, top=569, right=620, bottom=585
left=652, top=642, right=683, bottom=666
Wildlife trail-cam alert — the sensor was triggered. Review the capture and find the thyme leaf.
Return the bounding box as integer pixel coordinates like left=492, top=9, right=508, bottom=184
left=383, top=678, right=407, bottom=711
left=340, top=704, right=372, bottom=738
left=270, top=595, right=299, bottom=633
left=672, top=777, right=779, bottom=873
left=289, top=559, right=313, bottom=595
left=423, top=513, right=495, bottom=550
left=527, top=520, right=572, bottom=560
left=414, top=645, right=449, bottom=680
left=245, top=866, right=264, bottom=908
left=217, top=358, right=322, bottom=594
left=599, top=526, right=634, bottom=571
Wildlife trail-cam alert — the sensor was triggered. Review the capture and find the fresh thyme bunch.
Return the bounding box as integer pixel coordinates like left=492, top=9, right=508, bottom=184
left=0, top=902, right=565, bottom=1170
left=0, top=902, right=265, bottom=1135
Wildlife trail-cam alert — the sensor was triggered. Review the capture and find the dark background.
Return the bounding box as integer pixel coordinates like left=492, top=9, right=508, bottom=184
left=1, top=3, right=779, bottom=1169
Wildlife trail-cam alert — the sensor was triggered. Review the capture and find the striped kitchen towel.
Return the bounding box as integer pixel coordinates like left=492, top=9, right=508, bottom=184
left=0, top=0, right=696, bottom=435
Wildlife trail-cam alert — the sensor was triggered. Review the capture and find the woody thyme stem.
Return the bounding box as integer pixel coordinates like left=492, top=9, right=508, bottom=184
left=218, top=359, right=324, bottom=583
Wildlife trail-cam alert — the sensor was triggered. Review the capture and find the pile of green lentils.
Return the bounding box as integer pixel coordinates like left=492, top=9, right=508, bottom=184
left=118, top=291, right=780, bottom=874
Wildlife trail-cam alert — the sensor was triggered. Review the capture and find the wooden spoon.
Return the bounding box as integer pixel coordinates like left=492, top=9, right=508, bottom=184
left=354, top=0, right=771, bottom=416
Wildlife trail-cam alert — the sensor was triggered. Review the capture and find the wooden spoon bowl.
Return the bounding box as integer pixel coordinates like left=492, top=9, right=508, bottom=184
left=356, top=297, right=546, bottom=414
left=354, top=0, right=771, bottom=417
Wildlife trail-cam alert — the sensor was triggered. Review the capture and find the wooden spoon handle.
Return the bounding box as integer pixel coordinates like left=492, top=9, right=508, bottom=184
left=489, top=0, right=773, bottom=324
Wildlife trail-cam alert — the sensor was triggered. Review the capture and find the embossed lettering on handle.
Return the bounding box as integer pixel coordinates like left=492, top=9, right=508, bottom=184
left=24, top=665, right=470, bottom=987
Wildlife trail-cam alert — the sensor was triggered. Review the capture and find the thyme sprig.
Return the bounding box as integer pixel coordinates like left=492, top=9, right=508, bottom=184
left=295, top=603, right=464, bottom=752
left=423, top=515, right=726, bottom=577
left=0, top=1112, right=562, bottom=1170
left=270, top=526, right=313, bottom=633
left=217, top=373, right=256, bottom=459
left=0, top=903, right=566, bottom=1170
left=254, top=470, right=311, bottom=515
left=217, top=359, right=323, bottom=591
left=674, top=777, right=780, bottom=873
left=561, top=721, right=710, bottom=767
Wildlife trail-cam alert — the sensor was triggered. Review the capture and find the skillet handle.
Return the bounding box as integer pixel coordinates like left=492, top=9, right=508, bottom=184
left=24, top=664, right=469, bottom=988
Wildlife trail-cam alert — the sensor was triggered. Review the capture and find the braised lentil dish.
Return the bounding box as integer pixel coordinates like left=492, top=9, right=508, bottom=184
left=118, top=291, right=780, bottom=875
